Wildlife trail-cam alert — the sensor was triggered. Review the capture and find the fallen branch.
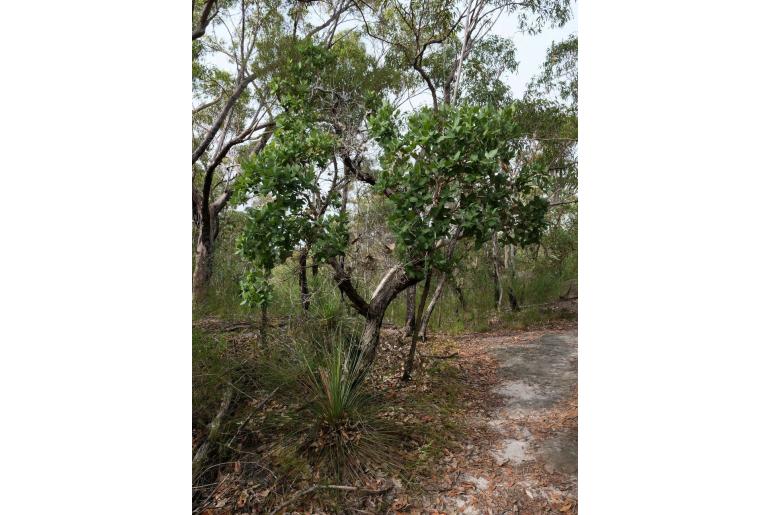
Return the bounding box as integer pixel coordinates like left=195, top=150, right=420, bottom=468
left=420, top=351, right=459, bottom=360
left=269, top=484, right=392, bottom=515
left=192, top=385, right=234, bottom=482
left=221, top=322, right=254, bottom=332
left=226, top=387, right=279, bottom=447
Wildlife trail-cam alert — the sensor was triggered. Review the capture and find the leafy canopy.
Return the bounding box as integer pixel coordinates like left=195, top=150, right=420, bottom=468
left=370, top=101, right=549, bottom=276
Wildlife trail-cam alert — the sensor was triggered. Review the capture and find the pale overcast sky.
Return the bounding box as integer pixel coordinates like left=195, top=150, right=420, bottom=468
left=493, top=7, right=578, bottom=99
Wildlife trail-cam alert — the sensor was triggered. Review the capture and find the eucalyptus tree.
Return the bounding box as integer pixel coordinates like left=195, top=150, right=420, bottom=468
left=485, top=34, right=578, bottom=312
left=192, top=0, right=357, bottom=304
left=527, top=33, right=577, bottom=109
left=193, top=0, right=229, bottom=41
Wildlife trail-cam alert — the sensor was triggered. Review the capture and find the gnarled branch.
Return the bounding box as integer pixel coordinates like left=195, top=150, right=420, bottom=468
left=329, top=258, right=371, bottom=316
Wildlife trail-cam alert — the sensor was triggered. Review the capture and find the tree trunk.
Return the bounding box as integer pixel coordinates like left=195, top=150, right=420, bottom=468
left=298, top=248, right=310, bottom=311
left=260, top=303, right=268, bottom=346
left=417, top=273, right=448, bottom=341
left=507, top=287, right=520, bottom=311
left=402, top=270, right=433, bottom=381
left=192, top=234, right=214, bottom=305
left=355, top=312, right=385, bottom=384
left=492, top=233, right=504, bottom=310
left=311, top=255, right=319, bottom=277
left=417, top=233, right=462, bottom=338
left=505, top=245, right=519, bottom=311
left=491, top=263, right=500, bottom=308
left=330, top=261, right=421, bottom=378
left=403, top=285, right=416, bottom=336
left=451, top=278, right=466, bottom=313
left=192, top=187, right=230, bottom=306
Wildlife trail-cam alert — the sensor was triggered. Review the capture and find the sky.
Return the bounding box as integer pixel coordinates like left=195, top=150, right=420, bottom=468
left=493, top=8, right=578, bottom=99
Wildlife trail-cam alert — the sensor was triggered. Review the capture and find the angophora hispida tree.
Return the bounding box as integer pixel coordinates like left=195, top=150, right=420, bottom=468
left=236, top=42, right=548, bottom=373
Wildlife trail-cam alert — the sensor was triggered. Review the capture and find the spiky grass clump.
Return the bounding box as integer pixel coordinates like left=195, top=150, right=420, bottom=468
left=257, top=324, right=397, bottom=481
left=296, top=335, right=395, bottom=479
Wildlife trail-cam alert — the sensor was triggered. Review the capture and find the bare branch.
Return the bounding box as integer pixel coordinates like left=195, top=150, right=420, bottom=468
left=192, top=72, right=259, bottom=165
left=193, top=93, right=224, bottom=115
left=306, top=1, right=354, bottom=39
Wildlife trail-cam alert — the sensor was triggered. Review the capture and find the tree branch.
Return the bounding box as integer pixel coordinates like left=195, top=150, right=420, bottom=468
left=192, top=72, right=258, bottom=165
left=192, top=0, right=219, bottom=40
left=193, top=93, right=224, bottom=115
left=306, top=1, right=354, bottom=39
left=210, top=190, right=233, bottom=215
left=193, top=185, right=203, bottom=226
left=329, top=258, right=371, bottom=316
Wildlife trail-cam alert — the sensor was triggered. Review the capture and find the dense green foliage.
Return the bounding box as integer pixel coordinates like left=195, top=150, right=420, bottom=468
left=371, top=102, right=549, bottom=276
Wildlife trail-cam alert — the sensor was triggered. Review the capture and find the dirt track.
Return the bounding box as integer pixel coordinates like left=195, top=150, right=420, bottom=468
left=432, top=328, right=578, bottom=514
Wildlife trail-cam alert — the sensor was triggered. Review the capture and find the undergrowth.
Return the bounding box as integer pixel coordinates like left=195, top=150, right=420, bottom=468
left=192, top=317, right=469, bottom=513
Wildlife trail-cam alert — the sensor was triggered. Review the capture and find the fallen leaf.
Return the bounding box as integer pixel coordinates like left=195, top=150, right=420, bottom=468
left=236, top=490, right=248, bottom=508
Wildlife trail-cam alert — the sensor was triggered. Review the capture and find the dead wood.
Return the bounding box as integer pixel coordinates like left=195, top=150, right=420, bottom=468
left=192, top=385, right=234, bottom=482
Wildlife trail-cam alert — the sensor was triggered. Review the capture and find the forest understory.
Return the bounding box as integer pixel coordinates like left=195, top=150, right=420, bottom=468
left=193, top=302, right=577, bottom=515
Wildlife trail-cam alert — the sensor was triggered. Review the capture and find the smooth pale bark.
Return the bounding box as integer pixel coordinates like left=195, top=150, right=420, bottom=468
left=417, top=273, right=448, bottom=341
left=491, top=233, right=504, bottom=310
left=192, top=237, right=214, bottom=304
